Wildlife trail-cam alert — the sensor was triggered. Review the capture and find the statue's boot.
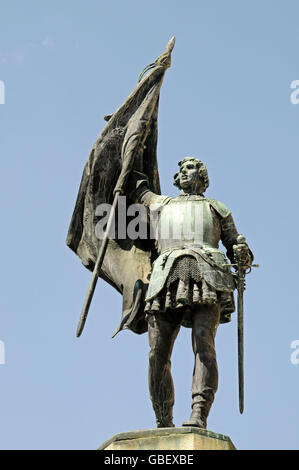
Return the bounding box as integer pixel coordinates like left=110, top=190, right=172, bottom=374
left=182, top=403, right=207, bottom=429
left=152, top=401, right=175, bottom=428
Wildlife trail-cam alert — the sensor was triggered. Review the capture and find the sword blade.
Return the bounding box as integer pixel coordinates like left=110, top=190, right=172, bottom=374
left=237, top=276, right=244, bottom=414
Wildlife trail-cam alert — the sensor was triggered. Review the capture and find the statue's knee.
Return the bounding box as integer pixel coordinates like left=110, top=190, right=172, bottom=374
left=149, top=348, right=171, bottom=369
left=193, top=326, right=215, bottom=353
left=194, top=325, right=212, bottom=341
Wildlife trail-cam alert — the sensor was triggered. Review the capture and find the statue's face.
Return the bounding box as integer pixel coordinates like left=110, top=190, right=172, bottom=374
left=178, top=160, right=200, bottom=191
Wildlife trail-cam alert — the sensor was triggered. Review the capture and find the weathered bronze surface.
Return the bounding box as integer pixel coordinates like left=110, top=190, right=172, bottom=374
left=66, top=38, right=255, bottom=430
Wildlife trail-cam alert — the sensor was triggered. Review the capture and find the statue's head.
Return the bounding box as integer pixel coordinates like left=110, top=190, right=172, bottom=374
left=173, top=157, right=209, bottom=195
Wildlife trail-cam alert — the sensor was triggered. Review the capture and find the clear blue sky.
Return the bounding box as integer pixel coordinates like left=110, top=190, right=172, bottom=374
left=0, top=0, right=299, bottom=450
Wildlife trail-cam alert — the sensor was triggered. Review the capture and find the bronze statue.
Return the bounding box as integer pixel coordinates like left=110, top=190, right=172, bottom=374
left=66, top=38, right=255, bottom=430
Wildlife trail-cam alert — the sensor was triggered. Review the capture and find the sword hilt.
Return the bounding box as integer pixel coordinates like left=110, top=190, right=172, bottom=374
left=226, top=234, right=259, bottom=274
left=223, top=263, right=259, bottom=272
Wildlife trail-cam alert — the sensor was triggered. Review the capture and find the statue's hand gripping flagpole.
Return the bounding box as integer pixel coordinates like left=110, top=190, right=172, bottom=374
left=225, top=235, right=259, bottom=414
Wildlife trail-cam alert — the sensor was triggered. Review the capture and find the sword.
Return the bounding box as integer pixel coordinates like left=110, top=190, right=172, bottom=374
left=235, top=236, right=246, bottom=414
left=226, top=235, right=258, bottom=414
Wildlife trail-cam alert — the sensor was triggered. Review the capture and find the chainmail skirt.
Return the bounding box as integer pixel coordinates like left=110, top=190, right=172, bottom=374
left=144, top=256, right=235, bottom=325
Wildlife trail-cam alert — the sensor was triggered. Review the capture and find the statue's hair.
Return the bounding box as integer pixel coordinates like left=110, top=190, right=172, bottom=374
left=173, top=157, right=209, bottom=192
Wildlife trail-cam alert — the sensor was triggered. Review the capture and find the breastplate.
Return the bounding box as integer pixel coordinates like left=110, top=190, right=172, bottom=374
left=151, top=198, right=221, bottom=253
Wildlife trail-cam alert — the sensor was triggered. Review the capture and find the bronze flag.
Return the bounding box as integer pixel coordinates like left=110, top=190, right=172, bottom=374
left=66, top=38, right=175, bottom=336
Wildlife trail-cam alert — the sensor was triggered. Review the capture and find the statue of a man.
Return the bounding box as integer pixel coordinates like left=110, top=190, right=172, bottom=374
left=127, top=157, right=253, bottom=428
left=66, top=39, right=254, bottom=432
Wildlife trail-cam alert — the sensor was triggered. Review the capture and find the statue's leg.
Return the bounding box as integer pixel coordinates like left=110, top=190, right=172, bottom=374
left=148, top=313, right=181, bottom=428
left=183, top=303, right=221, bottom=429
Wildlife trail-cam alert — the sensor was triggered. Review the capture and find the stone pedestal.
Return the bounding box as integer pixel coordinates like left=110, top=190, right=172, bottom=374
left=99, top=427, right=236, bottom=450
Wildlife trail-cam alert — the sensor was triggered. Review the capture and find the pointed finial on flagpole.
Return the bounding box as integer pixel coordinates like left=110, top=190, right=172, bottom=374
left=138, top=37, right=176, bottom=82
left=167, top=36, right=175, bottom=53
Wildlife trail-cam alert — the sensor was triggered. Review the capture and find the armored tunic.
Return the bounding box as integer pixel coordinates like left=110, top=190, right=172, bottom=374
left=133, top=185, right=239, bottom=326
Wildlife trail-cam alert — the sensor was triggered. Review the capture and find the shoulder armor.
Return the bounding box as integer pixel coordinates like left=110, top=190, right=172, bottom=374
left=159, top=195, right=173, bottom=205
left=148, top=194, right=173, bottom=209
left=207, top=199, right=231, bottom=218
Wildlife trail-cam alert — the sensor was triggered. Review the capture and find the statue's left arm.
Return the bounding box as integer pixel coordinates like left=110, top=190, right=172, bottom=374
left=220, top=213, right=254, bottom=266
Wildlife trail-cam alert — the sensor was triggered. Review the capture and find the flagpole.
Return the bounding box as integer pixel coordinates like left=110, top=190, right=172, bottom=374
left=76, top=191, right=120, bottom=337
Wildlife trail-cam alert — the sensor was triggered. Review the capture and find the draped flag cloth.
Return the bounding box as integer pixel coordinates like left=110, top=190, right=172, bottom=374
left=66, top=39, right=174, bottom=335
